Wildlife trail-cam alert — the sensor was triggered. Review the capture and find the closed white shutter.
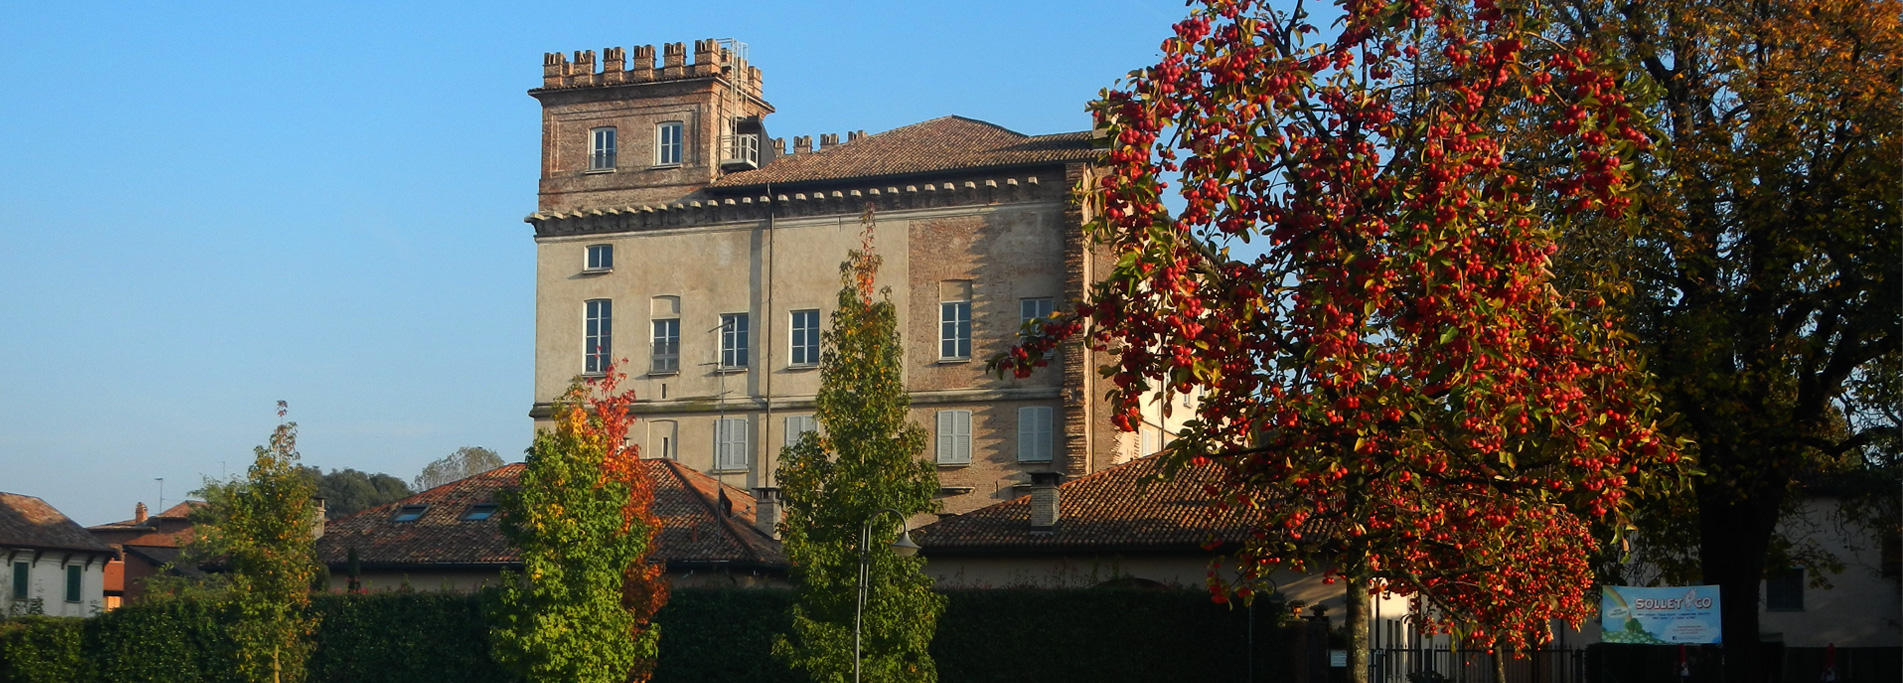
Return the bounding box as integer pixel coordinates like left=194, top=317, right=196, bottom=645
left=1018, top=406, right=1053, bottom=462
left=785, top=415, right=817, bottom=447
left=716, top=418, right=749, bottom=470
left=937, top=410, right=972, bottom=464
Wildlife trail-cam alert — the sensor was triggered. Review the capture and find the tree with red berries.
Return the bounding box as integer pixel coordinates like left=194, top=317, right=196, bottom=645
left=996, top=0, right=1686, bottom=672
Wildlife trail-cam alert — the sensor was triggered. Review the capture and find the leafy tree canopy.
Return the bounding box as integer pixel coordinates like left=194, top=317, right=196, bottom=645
left=775, top=215, right=944, bottom=683
left=491, top=370, right=666, bottom=683
left=415, top=446, right=506, bottom=491
left=298, top=467, right=411, bottom=519
left=996, top=0, right=1689, bottom=656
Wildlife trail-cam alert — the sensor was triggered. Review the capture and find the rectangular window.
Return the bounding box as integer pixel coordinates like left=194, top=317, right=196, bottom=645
left=720, top=313, right=749, bottom=369
left=585, top=299, right=613, bottom=374
left=460, top=504, right=497, bottom=521
left=785, top=415, right=817, bottom=448
left=585, top=244, right=614, bottom=272
left=650, top=318, right=680, bottom=374
left=64, top=565, right=80, bottom=603
left=590, top=127, right=617, bottom=170
left=716, top=417, right=749, bottom=470
left=790, top=309, right=820, bottom=366
left=1765, top=567, right=1804, bottom=611
left=1021, top=296, right=1056, bottom=358
left=936, top=410, right=973, bottom=464
left=11, top=562, right=26, bottom=600
left=392, top=505, right=428, bottom=523
left=656, top=121, right=683, bottom=166
left=940, top=301, right=972, bottom=360
left=1017, top=406, right=1054, bottom=462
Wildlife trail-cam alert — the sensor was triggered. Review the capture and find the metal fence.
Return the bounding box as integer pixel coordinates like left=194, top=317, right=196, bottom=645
left=1371, top=647, right=1589, bottom=683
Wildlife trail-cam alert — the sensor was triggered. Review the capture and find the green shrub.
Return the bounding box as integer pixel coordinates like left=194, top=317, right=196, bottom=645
left=309, top=592, right=515, bottom=683
left=0, top=586, right=1295, bottom=683
left=0, top=616, right=86, bottom=683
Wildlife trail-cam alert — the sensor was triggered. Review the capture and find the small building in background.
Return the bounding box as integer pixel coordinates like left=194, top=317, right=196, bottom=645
left=315, top=460, right=787, bottom=591
left=87, top=500, right=204, bottom=609
left=0, top=492, right=116, bottom=617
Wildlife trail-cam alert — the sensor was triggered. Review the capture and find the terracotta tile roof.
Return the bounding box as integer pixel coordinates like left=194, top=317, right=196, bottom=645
left=709, top=116, right=1096, bottom=189
left=315, top=460, right=785, bottom=570
left=0, top=492, right=115, bottom=554
left=912, top=455, right=1286, bottom=554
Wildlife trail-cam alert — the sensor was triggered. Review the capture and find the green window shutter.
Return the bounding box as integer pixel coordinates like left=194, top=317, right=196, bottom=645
left=11, top=562, right=26, bottom=599
left=65, top=564, right=81, bottom=603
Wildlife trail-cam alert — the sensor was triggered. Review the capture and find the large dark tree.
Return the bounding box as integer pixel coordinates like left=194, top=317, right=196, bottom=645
left=1536, top=0, right=1901, bottom=679
left=299, top=467, right=412, bottom=519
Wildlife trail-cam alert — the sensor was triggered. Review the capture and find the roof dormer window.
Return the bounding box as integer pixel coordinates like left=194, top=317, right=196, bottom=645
left=392, top=505, right=428, bottom=523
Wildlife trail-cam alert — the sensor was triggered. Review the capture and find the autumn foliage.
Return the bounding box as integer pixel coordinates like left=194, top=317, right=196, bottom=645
left=997, top=0, right=1687, bottom=649
left=493, top=364, right=667, bottom=683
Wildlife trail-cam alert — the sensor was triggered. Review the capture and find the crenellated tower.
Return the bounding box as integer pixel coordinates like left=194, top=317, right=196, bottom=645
left=531, top=39, right=774, bottom=212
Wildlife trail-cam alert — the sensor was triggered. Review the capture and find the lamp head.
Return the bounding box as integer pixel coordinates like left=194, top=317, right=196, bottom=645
left=891, top=529, right=921, bottom=557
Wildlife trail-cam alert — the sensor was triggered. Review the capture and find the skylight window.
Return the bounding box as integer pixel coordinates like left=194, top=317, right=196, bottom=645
left=461, top=504, right=498, bottom=522
left=392, top=505, right=428, bottom=523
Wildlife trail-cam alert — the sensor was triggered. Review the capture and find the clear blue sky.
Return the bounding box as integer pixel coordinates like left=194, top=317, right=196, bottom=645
left=0, top=0, right=1189, bottom=525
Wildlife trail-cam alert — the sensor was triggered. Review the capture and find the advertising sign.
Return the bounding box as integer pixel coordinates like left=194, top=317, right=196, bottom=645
left=1601, top=585, right=1722, bottom=644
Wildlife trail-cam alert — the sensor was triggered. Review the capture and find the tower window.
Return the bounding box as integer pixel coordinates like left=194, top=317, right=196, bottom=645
left=585, top=299, right=612, bottom=374
left=790, top=309, right=820, bottom=366
left=585, top=244, right=614, bottom=272
left=589, top=127, right=617, bottom=171
left=651, top=318, right=680, bottom=374
left=719, top=313, right=749, bottom=369
left=940, top=281, right=972, bottom=360
left=656, top=121, right=684, bottom=166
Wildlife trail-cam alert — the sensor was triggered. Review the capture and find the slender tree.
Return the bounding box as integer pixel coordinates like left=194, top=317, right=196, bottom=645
left=774, top=212, right=943, bottom=683
left=190, top=401, right=320, bottom=683
left=995, top=0, right=1687, bottom=666
left=492, top=366, right=667, bottom=683
left=1528, top=1, right=1902, bottom=678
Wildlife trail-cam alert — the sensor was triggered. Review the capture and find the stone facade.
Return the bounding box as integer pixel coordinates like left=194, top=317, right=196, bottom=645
left=528, top=40, right=1122, bottom=516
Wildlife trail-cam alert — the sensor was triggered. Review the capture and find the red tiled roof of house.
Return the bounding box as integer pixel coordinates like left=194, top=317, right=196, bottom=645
left=0, top=492, right=115, bottom=554
left=92, top=500, right=205, bottom=533
left=709, top=116, right=1096, bottom=189
left=315, top=460, right=785, bottom=570
left=912, top=454, right=1291, bottom=554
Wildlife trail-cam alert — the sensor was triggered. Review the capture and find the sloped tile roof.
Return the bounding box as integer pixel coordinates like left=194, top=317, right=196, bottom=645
left=912, top=454, right=1280, bottom=553
left=0, top=492, right=115, bottom=554
left=709, top=116, right=1096, bottom=189
left=315, top=460, right=785, bottom=570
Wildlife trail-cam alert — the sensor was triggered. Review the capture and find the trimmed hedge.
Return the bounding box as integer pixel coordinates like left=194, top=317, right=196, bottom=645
left=0, top=588, right=1295, bottom=683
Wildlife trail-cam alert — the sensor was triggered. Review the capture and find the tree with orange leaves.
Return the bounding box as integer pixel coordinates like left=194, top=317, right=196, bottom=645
left=1533, top=1, right=1901, bottom=679
left=492, top=364, right=668, bottom=683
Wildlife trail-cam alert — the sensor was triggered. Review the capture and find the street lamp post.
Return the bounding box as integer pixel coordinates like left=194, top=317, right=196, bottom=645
left=854, top=507, right=921, bottom=683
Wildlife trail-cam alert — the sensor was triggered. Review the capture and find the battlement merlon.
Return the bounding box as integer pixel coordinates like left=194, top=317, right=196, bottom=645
left=537, top=39, right=763, bottom=98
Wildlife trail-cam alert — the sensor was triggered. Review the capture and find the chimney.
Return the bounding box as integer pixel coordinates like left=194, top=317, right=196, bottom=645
left=793, top=136, right=812, bottom=155
left=1029, top=472, right=1061, bottom=532
left=312, top=497, right=327, bottom=540
left=134, top=502, right=148, bottom=525
left=819, top=133, right=839, bottom=149
left=753, top=487, right=781, bottom=540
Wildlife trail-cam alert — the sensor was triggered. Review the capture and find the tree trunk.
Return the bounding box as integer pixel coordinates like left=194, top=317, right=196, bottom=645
left=1346, top=574, right=1371, bottom=683
left=1697, top=473, right=1785, bottom=683
left=1491, top=638, right=1508, bottom=683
